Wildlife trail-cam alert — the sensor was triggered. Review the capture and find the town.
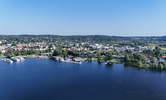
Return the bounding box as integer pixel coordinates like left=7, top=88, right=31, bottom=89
left=0, top=35, right=166, bottom=70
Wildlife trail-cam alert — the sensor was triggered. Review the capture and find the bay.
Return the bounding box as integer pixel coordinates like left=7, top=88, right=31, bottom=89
left=0, top=58, right=166, bottom=100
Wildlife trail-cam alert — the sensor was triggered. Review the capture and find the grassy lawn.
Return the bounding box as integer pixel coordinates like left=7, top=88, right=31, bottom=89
left=109, top=59, right=124, bottom=63
left=25, top=55, right=36, bottom=58
left=161, top=47, right=166, bottom=52
left=93, top=58, right=124, bottom=63
left=76, top=58, right=84, bottom=60
left=93, top=58, right=98, bottom=60
left=147, top=43, right=158, bottom=47
left=0, top=56, right=6, bottom=58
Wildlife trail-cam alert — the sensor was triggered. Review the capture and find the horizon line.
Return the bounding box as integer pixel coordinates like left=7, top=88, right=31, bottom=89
left=0, top=34, right=165, bottom=37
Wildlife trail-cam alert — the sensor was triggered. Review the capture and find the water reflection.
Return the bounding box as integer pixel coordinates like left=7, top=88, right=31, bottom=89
left=105, top=63, right=113, bottom=67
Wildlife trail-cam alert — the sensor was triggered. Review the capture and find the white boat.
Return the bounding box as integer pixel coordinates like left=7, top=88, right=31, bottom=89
left=59, top=58, right=64, bottom=61
left=2, top=59, right=7, bottom=62
left=6, top=59, right=13, bottom=63
left=16, top=57, right=25, bottom=61
left=11, top=57, right=20, bottom=62
left=78, top=61, right=82, bottom=64
left=64, top=60, right=70, bottom=62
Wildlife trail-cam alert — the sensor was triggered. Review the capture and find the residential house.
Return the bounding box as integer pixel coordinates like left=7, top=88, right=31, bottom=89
left=0, top=50, right=7, bottom=53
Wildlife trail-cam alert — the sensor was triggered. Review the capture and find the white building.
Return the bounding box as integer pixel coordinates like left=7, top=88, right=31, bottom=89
left=75, top=43, right=79, bottom=47
left=93, top=44, right=99, bottom=46
left=109, top=46, right=113, bottom=48
left=102, top=46, right=109, bottom=49
left=0, top=50, right=7, bottom=53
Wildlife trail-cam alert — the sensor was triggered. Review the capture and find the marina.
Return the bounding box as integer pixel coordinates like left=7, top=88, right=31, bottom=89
left=2, top=56, right=82, bottom=64
left=3, top=56, right=25, bottom=63
left=51, top=56, right=82, bottom=64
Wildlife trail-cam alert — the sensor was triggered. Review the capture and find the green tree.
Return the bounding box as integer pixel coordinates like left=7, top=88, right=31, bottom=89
left=97, top=51, right=102, bottom=63
left=53, top=50, right=58, bottom=56
left=49, top=44, right=53, bottom=48
left=48, top=54, right=52, bottom=58
left=124, top=54, right=128, bottom=62
left=7, top=53, right=15, bottom=59
left=159, top=64, right=164, bottom=70
left=145, top=64, right=149, bottom=68
left=150, top=57, right=156, bottom=63
left=163, top=63, right=166, bottom=69
left=127, top=58, right=131, bottom=62
left=137, top=60, right=142, bottom=67
left=125, top=49, right=132, bottom=53
left=12, top=42, right=17, bottom=46
left=62, top=50, right=68, bottom=58
left=97, top=56, right=102, bottom=63
left=154, top=46, right=161, bottom=52
left=15, top=52, right=19, bottom=56
left=89, top=55, right=92, bottom=61
left=105, top=52, right=113, bottom=61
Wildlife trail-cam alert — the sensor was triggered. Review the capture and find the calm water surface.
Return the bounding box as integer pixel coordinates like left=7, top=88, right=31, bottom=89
left=0, top=58, right=166, bottom=100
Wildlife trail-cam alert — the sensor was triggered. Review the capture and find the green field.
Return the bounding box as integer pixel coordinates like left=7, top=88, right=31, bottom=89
left=147, top=43, right=166, bottom=52
left=147, top=43, right=158, bottom=47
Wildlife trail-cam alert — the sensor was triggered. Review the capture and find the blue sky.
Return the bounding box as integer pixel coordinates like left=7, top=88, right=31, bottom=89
left=0, top=0, right=166, bottom=36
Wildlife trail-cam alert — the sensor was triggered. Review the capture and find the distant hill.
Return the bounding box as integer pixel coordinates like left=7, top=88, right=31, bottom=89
left=0, top=35, right=165, bottom=44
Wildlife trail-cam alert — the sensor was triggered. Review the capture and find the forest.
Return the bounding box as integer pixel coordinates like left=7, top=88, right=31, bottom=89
left=0, top=35, right=166, bottom=45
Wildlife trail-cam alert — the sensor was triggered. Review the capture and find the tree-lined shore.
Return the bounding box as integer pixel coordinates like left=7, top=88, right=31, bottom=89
left=1, top=35, right=166, bottom=70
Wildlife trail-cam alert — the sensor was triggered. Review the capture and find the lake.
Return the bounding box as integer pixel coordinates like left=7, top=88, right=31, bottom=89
left=0, top=58, right=166, bottom=100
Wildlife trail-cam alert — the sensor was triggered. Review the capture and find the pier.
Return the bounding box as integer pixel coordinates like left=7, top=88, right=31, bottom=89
left=51, top=56, right=82, bottom=64
left=105, top=61, right=113, bottom=65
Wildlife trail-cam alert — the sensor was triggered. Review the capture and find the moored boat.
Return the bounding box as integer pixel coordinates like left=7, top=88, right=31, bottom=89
left=11, top=57, right=20, bottom=62
left=59, top=57, right=64, bottom=61
left=16, top=56, right=25, bottom=61
left=78, top=61, right=82, bottom=64
left=6, top=59, right=13, bottom=63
